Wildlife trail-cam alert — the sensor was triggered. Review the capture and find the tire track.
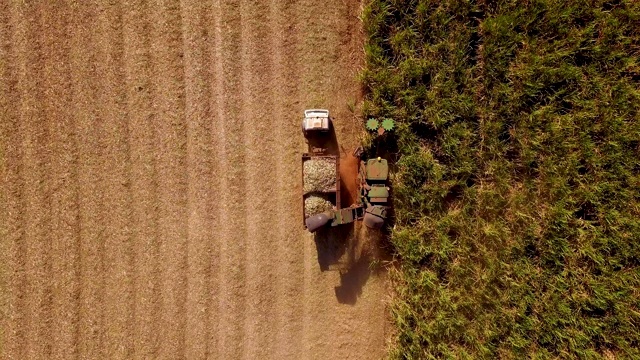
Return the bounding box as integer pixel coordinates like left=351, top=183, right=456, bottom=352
left=240, top=0, right=279, bottom=358
left=271, top=1, right=305, bottom=358
left=122, top=0, right=160, bottom=357
left=151, top=0, right=189, bottom=358
left=180, top=1, right=215, bottom=358
left=214, top=0, right=248, bottom=357
left=67, top=5, right=97, bottom=358
left=77, top=3, right=107, bottom=357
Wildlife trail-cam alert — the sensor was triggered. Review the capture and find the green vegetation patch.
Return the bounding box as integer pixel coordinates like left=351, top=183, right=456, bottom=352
left=361, top=0, right=640, bottom=358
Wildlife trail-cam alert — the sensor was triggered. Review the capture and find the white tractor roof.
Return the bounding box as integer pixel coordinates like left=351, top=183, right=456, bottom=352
left=304, top=109, right=329, bottom=118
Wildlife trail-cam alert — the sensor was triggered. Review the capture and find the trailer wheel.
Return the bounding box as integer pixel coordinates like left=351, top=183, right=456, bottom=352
left=305, top=213, right=331, bottom=233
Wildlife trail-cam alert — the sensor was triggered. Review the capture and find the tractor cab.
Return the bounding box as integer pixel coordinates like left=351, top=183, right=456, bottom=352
left=361, top=157, right=390, bottom=204
left=365, top=157, right=389, bottom=181
left=367, top=185, right=389, bottom=203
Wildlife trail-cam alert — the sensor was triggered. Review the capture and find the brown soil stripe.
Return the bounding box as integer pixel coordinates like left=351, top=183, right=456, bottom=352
left=122, top=0, right=160, bottom=357
left=21, top=4, right=54, bottom=358
left=239, top=0, right=279, bottom=358
left=39, top=2, right=81, bottom=359
left=75, top=4, right=108, bottom=357
left=0, top=3, right=7, bottom=354
left=179, top=0, right=215, bottom=358
left=146, top=0, right=165, bottom=356
left=271, top=0, right=306, bottom=358
left=207, top=0, right=225, bottom=355
left=214, top=0, right=248, bottom=357
left=0, top=2, right=25, bottom=358
left=151, top=0, right=189, bottom=358
left=98, top=4, right=132, bottom=359
left=94, top=2, right=135, bottom=358
left=66, top=4, right=97, bottom=358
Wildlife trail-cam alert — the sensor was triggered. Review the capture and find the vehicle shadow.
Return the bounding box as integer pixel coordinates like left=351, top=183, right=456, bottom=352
left=304, top=119, right=339, bottom=155
left=313, top=225, right=367, bottom=305
left=313, top=223, right=390, bottom=305
left=313, top=224, right=352, bottom=272
left=333, top=242, right=372, bottom=305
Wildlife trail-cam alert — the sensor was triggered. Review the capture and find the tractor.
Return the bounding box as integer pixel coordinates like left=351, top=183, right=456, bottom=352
left=303, top=152, right=389, bottom=233
left=302, top=108, right=391, bottom=233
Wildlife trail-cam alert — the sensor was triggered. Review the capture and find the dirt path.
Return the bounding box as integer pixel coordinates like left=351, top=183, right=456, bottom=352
left=0, top=1, right=388, bottom=359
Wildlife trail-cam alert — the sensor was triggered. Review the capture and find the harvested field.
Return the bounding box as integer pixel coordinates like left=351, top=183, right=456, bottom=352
left=0, top=1, right=388, bottom=359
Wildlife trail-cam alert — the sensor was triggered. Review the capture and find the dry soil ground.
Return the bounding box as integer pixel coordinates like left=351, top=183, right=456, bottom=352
left=0, top=0, right=388, bottom=359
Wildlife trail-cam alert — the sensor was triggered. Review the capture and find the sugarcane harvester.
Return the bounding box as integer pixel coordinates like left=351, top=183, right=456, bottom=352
left=301, top=109, right=390, bottom=233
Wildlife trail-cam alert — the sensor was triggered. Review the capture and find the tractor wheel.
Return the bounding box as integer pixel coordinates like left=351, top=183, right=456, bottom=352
left=366, top=118, right=379, bottom=131
left=381, top=118, right=395, bottom=131
left=363, top=212, right=384, bottom=229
